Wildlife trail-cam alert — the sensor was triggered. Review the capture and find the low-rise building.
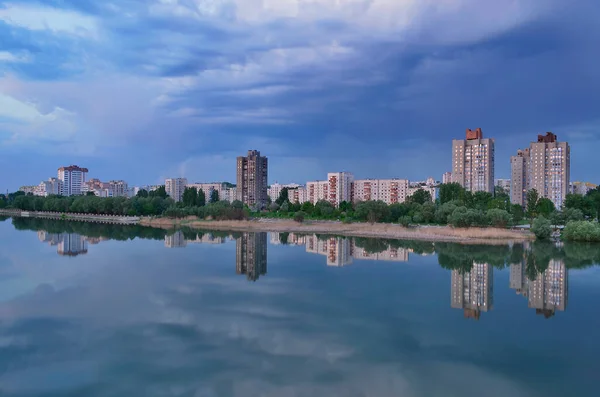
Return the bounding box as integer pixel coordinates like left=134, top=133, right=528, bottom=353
left=34, top=178, right=62, bottom=197
left=268, top=182, right=301, bottom=202
left=571, top=181, right=597, bottom=195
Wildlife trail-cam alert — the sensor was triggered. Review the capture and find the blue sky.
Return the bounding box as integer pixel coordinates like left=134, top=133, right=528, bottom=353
left=0, top=0, right=599, bottom=192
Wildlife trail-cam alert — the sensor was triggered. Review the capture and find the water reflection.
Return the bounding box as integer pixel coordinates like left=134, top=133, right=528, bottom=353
left=12, top=217, right=600, bottom=320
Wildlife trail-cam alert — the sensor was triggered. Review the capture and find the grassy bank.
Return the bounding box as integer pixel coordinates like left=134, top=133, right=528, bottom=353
left=139, top=217, right=533, bottom=244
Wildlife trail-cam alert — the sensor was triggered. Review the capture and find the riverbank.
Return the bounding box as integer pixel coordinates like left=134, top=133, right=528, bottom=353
left=0, top=209, right=140, bottom=225
left=139, top=217, right=534, bottom=243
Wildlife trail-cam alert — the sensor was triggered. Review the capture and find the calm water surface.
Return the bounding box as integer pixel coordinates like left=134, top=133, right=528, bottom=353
left=1, top=217, right=599, bottom=396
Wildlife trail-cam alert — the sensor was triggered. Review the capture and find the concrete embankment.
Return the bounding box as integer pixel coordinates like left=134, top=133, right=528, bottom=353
left=0, top=209, right=140, bottom=225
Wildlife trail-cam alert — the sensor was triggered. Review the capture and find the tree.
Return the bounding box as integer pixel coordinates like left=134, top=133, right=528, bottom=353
left=510, top=204, right=524, bottom=224
left=231, top=200, right=244, bottom=210
left=280, top=202, right=290, bottom=213
left=301, top=201, right=314, bottom=214
left=526, top=189, right=539, bottom=221
left=486, top=209, right=512, bottom=228
left=355, top=200, right=390, bottom=224
left=398, top=216, right=412, bottom=227
left=149, top=185, right=168, bottom=198
left=531, top=216, right=552, bottom=240
left=294, top=211, right=306, bottom=223
left=210, top=189, right=219, bottom=203
left=276, top=188, right=289, bottom=206
left=182, top=187, right=198, bottom=207
left=314, top=200, right=335, bottom=217
left=197, top=189, right=206, bottom=207
left=536, top=198, right=555, bottom=217
left=494, top=185, right=509, bottom=199
left=269, top=203, right=280, bottom=212
left=136, top=189, right=149, bottom=198
left=439, top=183, right=464, bottom=204
left=472, top=191, right=493, bottom=211
left=86, top=191, right=96, bottom=197
left=408, top=189, right=432, bottom=205
left=339, top=201, right=353, bottom=213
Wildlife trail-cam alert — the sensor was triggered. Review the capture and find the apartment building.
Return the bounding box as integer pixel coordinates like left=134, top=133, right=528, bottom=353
left=236, top=150, right=268, bottom=208
left=306, top=180, right=329, bottom=204
left=288, top=186, right=307, bottom=204
left=511, top=132, right=570, bottom=209
left=58, top=165, right=88, bottom=196
left=35, top=178, right=62, bottom=197
left=442, top=172, right=452, bottom=184
left=327, top=172, right=354, bottom=207
left=267, top=182, right=301, bottom=202
left=452, top=128, right=495, bottom=193
left=19, top=186, right=36, bottom=194
left=571, top=181, right=597, bottom=195
left=352, top=179, right=410, bottom=204
left=407, top=185, right=437, bottom=202
left=165, top=178, right=188, bottom=202
left=495, top=178, right=511, bottom=192
left=451, top=262, right=494, bottom=320
left=108, top=180, right=129, bottom=197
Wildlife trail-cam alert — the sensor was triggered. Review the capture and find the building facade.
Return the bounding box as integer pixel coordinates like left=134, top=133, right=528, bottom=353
left=571, top=181, right=596, bottom=196
left=165, top=178, right=188, bottom=202
left=511, top=133, right=570, bottom=209
left=236, top=150, right=268, bottom=208
left=442, top=172, right=452, bottom=184
left=327, top=172, right=354, bottom=207
left=267, top=182, right=301, bottom=203
left=452, top=128, right=495, bottom=193
left=495, top=178, right=511, bottom=192
left=58, top=165, right=88, bottom=196
left=306, top=180, right=329, bottom=204
left=352, top=179, right=410, bottom=204
left=35, top=178, right=62, bottom=197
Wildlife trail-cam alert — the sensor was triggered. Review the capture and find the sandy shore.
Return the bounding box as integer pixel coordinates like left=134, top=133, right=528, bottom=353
left=139, top=217, right=533, bottom=243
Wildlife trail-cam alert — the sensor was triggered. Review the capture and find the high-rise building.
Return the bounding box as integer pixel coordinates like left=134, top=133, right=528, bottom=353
left=451, top=263, right=494, bottom=320
left=236, top=150, right=268, bottom=208
left=165, top=178, right=187, bottom=202
left=442, top=172, right=452, bottom=184
left=236, top=232, right=267, bottom=281
left=452, top=128, right=495, bottom=193
left=58, top=165, right=88, bottom=196
left=511, top=132, right=570, bottom=209
left=327, top=172, right=354, bottom=207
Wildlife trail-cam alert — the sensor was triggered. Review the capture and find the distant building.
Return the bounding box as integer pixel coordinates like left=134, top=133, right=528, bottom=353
left=306, top=180, right=329, bottom=204
left=165, top=178, right=188, bottom=202
left=34, top=178, right=62, bottom=197
left=288, top=186, right=307, bottom=204
left=571, top=181, right=597, bottom=195
left=267, top=182, right=301, bottom=203
left=236, top=232, right=268, bottom=281
left=495, top=178, right=511, bottom=193
left=352, top=179, right=409, bottom=204
left=57, top=233, right=88, bottom=257
left=452, top=128, right=495, bottom=193
left=451, top=263, right=494, bottom=320
left=511, top=132, right=570, bottom=208
left=108, top=180, right=129, bottom=197
left=407, top=185, right=437, bottom=202
left=19, top=185, right=37, bottom=194
left=442, top=172, right=452, bottom=184
left=58, top=165, right=88, bottom=196
left=236, top=150, right=268, bottom=209
left=327, top=172, right=354, bottom=207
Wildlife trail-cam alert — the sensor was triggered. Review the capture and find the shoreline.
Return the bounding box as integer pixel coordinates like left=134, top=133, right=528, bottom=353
left=139, top=217, right=534, bottom=244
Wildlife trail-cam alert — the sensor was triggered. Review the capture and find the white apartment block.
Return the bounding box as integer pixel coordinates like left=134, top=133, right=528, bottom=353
left=407, top=185, right=437, bottom=202
left=108, top=180, right=129, bottom=197
left=327, top=172, right=354, bottom=207
left=267, top=182, right=301, bottom=202
left=307, top=180, right=329, bottom=204
left=495, top=179, right=511, bottom=192
left=288, top=186, right=308, bottom=204
left=19, top=186, right=37, bottom=194
left=571, top=181, right=597, bottom=195
left=352, top=179, right=409, bottom=204
left=220, top=187, right=237, bottom=203
left=442, top=172, right=452, bottom=184
left=165, top=178, right=188, bottom=202
left=34, top=178, right=63, bottom=197
left=452, top=128, right=495, bottom=194
left=58, top=165, right=88, bottom=196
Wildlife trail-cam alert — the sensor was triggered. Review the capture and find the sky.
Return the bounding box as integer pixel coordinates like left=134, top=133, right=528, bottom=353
left=0, top=0, right=599, bottom=192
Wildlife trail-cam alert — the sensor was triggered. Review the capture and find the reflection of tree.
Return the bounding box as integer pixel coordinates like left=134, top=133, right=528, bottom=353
left=353, top=238, right=389, bottom=254
left=0, top=216, right=10, bottom=222
left=279, top=232, right=290, bottom=245
left=510, top=243, right=525, bottom=264
left=435, top=243, right=511, bottom=270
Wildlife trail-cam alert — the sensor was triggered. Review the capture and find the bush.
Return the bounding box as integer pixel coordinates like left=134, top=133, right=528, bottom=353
left=563, top=221, right=600, bottom=242
left=398, top=216, right=412, bottom=227
left=293, top=211, right=306, bottom=223
left=531, top=216, right=552, bottom=240
left=486, top=209, right=512, bottom=228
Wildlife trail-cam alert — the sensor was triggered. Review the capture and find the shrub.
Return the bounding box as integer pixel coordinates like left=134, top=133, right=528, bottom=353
left=531, top=216, right=552, bottom=240
left=563, top=221, right=600, bottom=242
left=398, top=216, right=412, bottom=227
left=294, top=211, right=306, bottom=223
left=486, top=209, right=512, bottom=228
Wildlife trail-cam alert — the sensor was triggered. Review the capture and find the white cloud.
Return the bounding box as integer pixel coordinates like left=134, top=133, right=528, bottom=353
left=0, top=3, right=99, bottom=37
left=0, top=51, right=30, bottom=63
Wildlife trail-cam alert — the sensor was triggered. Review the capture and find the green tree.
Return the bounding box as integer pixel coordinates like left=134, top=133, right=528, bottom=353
left=136, top=189, right=149, bottom=198
left=408, top=189, right=432, bottom=205
left=294, top=211, right=306, bottom=223
left=526, top=189, right=539, bottom=221
left=536, top=198, right=555, bottom=218
left=472, top=191, right=493, bottom=211
left=510, top=204, right=524, bottom=224
left=398, top=216, right=412, bottom=227
left=355, top=200, right=390, bottom=224
left=301, top=201, right=314, bottom=214
left=148, top=185, right=167, bottom=199
left=197, top=189, right=206, bottom=207
left=210, top=189, right=219, bottom=203
left=182, top=187, right=198, bottom=207
left=339, top=201, right=353, bottom=213
left=531, top=216, right=552, bottom=240
left=276, top=188, right=289, bottom=206
left=439, top=183, right=464, bottom=204
left=314, top=200, right=335, bottom=217
left=486, top=209, right=512, bottom=228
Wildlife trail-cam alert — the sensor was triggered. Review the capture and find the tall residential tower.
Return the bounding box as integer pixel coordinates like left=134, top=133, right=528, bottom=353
left=451, top=128, right=495, bottom=193
left=58, top=165, right=88, bottom=196
left=236, top=150, right=268, bottom=209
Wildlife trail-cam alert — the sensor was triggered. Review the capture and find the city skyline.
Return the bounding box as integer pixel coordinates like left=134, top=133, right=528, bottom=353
left=1, top=1, right=599, bottom=193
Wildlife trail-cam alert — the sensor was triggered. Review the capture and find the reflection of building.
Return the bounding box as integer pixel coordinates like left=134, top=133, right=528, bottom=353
left=165, top=231, right=187, bottom=248
left=57, top=233, right=88, bottom=256
left=305, top=235, right=353, bottom=267
left=186, top=234, right=226, bottom=244
left=236, top=232, right=268, bottom=281
left=38, top=230, right=62, bottom=246
left=353, top=246, right=409, bottom=262
left=528, top=259, right=568, bottom=318
left=451, top=263, right=494, bottom=320
left=270, top=232, right=307, bottom=246
left=509, top=262, right=529, bottom=297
